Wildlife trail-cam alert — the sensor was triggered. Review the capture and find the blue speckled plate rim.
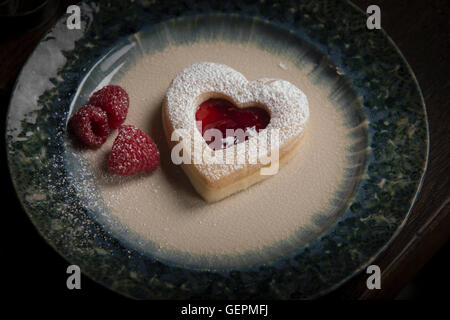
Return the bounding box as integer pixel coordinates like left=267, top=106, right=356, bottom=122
left=319, top=0, right=430, bottom=297
left=5, top=0, right=429, bottom=299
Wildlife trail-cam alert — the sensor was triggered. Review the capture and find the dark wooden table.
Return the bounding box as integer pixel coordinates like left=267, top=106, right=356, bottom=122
left=2, top=0, right=449, bottom=300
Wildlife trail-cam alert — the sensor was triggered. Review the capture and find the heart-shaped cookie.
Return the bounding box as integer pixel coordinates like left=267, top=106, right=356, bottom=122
left=162, top=62, right=309, bottom=202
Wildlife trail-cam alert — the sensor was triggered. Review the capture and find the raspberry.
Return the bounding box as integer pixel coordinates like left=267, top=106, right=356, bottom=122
left=69, top=105, right=110, bottom=148
left=108, top=125, right=160, bottom=175
left=88, top=85, right=129, bottom=129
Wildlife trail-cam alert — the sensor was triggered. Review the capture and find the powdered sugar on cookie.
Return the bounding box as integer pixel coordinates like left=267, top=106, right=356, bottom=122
left=164, top=62, right=309, bottom=181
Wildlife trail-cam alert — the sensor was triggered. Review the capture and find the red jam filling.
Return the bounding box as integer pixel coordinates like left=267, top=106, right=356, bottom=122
left=195, top=98, right=270, bottom=150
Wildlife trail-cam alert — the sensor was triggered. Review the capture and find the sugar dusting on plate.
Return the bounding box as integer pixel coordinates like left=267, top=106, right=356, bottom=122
left=82, top=41, right=364, bottom=269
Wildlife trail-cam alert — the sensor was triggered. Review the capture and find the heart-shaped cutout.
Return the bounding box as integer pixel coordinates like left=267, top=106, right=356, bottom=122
left=163, top=62, right=309, bottom=202
left=195, top=98, right=270, bottom=150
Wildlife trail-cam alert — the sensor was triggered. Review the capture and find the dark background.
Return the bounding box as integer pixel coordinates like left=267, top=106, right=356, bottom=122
left=1, top=0, right=449, bottom=302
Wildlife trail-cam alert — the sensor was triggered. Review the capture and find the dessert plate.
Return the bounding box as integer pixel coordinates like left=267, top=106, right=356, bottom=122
left=6, top=1, right=428, bottom=299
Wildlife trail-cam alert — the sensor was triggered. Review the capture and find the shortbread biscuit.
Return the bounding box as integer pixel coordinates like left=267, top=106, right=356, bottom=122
left=163, top=62, right=309, bottom=202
